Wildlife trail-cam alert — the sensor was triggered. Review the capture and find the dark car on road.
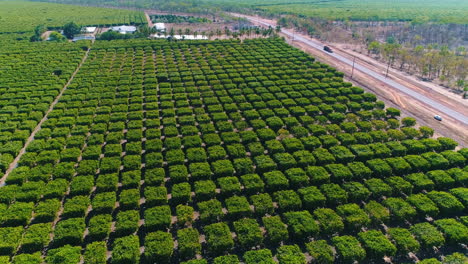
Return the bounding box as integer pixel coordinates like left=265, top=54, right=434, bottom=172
left=323, top=46, right=333, bottom=53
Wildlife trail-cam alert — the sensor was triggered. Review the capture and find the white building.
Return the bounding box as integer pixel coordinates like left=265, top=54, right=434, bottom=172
left=154, top=23, right=166, bottom=31
left=110, top=25, right=137, bottom=34
left=151, top=34, right=208, bottom=40
left=82, top=27, right=97, bottom=33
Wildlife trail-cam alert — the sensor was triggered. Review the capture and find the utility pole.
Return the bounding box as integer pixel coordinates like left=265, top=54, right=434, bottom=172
left=351, top=56, right=356, bottom=79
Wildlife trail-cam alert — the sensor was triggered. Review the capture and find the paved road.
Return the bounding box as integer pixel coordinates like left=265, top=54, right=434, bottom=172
left=234, top=14, right=468, bottom=125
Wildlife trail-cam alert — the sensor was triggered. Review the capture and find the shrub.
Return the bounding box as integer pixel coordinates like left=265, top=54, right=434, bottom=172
left=177, top=228, right=201, bottom=259
left=263, top=171, right=289, bottom=191
left=241, top=174, right=264, bottom=194
left=115, top=210, right=139, bottom=236
left=385, top=176, right=413, bottom=196
left=226, top=144, right=246, bottom=158
left=250, top=193, right=274, bottom=216
left=283, top=210, right=319, bottom=239
left=176, top=205, right=194, bottom=226
left=165, top=149, right=185, bottom=165
left=34, top=199, right=61, bottom=223
left=84, top=241, right=107, bottom=264
left=233, top=158, right=254, bottom=175
left=306, top=166, right=330, bottom=184
left=274, top=190, right=302, bottom=211
left=145, top=205, right=171, bottom=231
left=437, top=137, right=458, bottom=150
left=243, top=249, right=275, bottom=264
left=63, top=195, right=90, bottom=218
left=265, top=140, right=285, bottom=154
left=233, top=218, right=263, bottom=248
left=434, top=218, right=468, bottom=244
left=421, top=152, right=449, bottom=170
left=388, top=228, right=420, bottom=254
left=284, top=168, right=309, bottom=187
left=100, top=157, right=121, bottom=173
left=254, top=155, right=277, bottom=173
left=313, top=208, right=344, bottom=235
left=343, top=182, right=370, bottom=202
left=145, top=169, right=165, bottom=186
left=88, top=214, right=112, bottom=241
left=171, top=182, right=191, bottom=204
left=189, top=162, right=212, bottom=180
left=0, top=226, right=23, bottom=255
left=54, top=218, right=85, bottom=246
left=276, top=244, right=305, bottom=264
left=306, top=240, right=334, bottom=264
left=336, top=203, right=370, bottom=230
left=193, top=180, right=215, bottom=201
left=145, top=152, right=163, bottom=168
left=262, top=216, right=288, bottom=245
left=407, top=193, right=440, bottom=217
left=226, top=196, right=251, bottom=218
left=450, top=187, right=468, bottom=206
left=46, top=245, right=81, bottom=264
left=383, top=197, right=417, bottom=221
left=218, top=176, right=241, bottom=195
left=365, top=178, right=393, bottom=198
left=96, top=173, right=119, bottom=192
left=273, top=153, right=297, bottom=169
left=186, top=148, right=207, bottom=162
left=169, top=165, right=188, bottom=183
left=198, top=199, right=224, bottom=223
left=121, top=170, right=141, bottom=189
left=410, top=222, right=445, bottom=248
left=293, top=150, right=316, bottom=167
left=332, top=235, right=366, bottom=263
left=320, top=183, right=348, bottom=205
left=298, top=186, right=326, bottom=209
left=366, top=159, right=392, bottom=177
left=69, top=175, right=94, bottom=196
left=329, top=146, right=355, bottom=163
left=404, top=173, right=434, bottom=192
left=144, top=231, right=173, bottom=263
left=111, top=235, right=140, bottom=264
left=12, top=252, right=42, bottom=264
left=358, top=230, right=396, bottom=258
left=3, top=202, right=34, bottom=226
left=426, top=191, right=464, bottom=215
left=312, top=148, right=336, bottom=165
left=326, top=163, right=353, bottom=181
left=119, top=189, right=140, bottom=210
left=426, top=170, right=455, bottom=188
left=204, top=222, right=234, bottom=254
left=213, top=255, right=239, bottom=264
left=364, top=200, right=390, bottom=224
left=92, top=192, right=116, bottom=214
left=447, top=168, right=468, bottom=185
left=211, top=160, right=234, bottom=177
left=440, top=151, right=466, bottom=167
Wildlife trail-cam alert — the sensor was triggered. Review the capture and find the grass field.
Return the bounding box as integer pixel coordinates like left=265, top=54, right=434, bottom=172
left=0, top=37, right=466, bottom=263
left=0, top=0, right=146, bottom=33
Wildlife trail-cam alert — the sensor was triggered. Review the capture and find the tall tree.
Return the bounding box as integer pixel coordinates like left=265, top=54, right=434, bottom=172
left=63, top=22, right=80, bottom=39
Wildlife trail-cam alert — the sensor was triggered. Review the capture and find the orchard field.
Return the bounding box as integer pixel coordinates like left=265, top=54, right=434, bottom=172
left=31, top=0, right=468, bottom=24
left=0, top=0, right=145, bottom=33
left=0, top=37, right=466, bottom=264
